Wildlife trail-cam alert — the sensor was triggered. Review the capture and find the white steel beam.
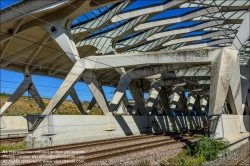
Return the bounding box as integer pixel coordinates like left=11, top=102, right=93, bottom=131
left=78, top=15, right=146, bottom=54
left=112, top=0, right=187, bottom=22
left=177, top=39, right=232, bottom=49
left=231, top=7, right=250, bottom=50
left=72, top=0, right=130, bottom=36
left=135, top=7, right=221, bottom=31
left=163, top=31, right=234, bottom=47
left=147, top=20, right=227, bottom=41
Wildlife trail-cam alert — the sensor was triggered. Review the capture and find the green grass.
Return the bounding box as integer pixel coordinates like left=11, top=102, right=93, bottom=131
left=160, top=136, right=229, bottom=166
left=0, top=142, right=26, bottom=152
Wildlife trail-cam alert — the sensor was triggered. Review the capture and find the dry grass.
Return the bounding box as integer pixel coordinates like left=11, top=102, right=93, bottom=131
left=0, top=94, right=102, bottom=116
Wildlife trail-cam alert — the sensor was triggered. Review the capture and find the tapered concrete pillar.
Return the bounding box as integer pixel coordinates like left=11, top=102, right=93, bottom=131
left=42, top=61, right=85, bottom=115
left=109, top=64, right=192, bottom=113
left=158, top=88, right=171, bottom=115
left=28, top=82, right=46, bottom=111
left=145, top=81, right=161, bottom=115
left=194, top=95, right=201, bottom=115
left=122, top=94, right=129, bottom=107
left=209, top=48, right=242, bottom=115
left=169, top=87, right=182, bottom=114
left=187, top=92, right=197, bottom=115
left=86, top=97, right=96, bottom=114
left=128, top=81, right=146, bottom=115
left=69, top=88, right=87, bottom=115
left=109, top=74, right=131, bottom=112
left=42, top=23, right=79, bottom=63
left=231, top=7, right=250, bottom=50
left=240, top=65, right=250, bottom=112
left=245, top=94, right=250, bottom=115
left=83, top=71, right=109, bottom=115
left=132, top=104, right=138, bottom=115
left=0, top=73, right=45, bottom=115
left=200, top=94, right=209, bottom=114
left=179, top=92, right=188, bottom=115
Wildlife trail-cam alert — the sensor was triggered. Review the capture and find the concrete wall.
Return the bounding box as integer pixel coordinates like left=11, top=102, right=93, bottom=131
left=212, top=115, right=250, bottom=149
left=0, top=116, right=28, bottom=138
left=27, top=115, right=205, bottom=148
left=1, top=116, right=28, bottom=130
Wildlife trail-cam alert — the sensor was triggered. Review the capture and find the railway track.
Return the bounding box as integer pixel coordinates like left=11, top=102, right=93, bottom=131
left=1, top=132, right=203, bottom=166
left=229, top=151, right=250, bottom=166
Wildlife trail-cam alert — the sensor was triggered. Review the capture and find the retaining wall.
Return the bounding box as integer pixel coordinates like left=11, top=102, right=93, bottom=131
left=26, top=115, right=205, bottom=148
left=213, top=115, right=250, bottom=149
left=0, top=116, right=28, bottom=130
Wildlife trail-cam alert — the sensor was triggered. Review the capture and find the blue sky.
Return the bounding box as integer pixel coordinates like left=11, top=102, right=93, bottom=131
left=0, top=0, right=204, bottom=101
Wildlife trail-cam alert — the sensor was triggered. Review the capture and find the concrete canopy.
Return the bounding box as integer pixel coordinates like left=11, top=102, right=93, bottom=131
left=0, top=0, right=249, bottom=78
left=0, top=0, right=249, bottom=117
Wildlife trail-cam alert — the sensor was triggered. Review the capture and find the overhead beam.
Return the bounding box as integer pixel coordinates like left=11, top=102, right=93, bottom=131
left=177, top=39, right=233, bottom=49
left=135, top=7, right=221, bottom=31
left=231, top=7, right=250, bottom=50
left=112, top=0, right=187, bottom=22
left=163, top=31, right=234, bottom=47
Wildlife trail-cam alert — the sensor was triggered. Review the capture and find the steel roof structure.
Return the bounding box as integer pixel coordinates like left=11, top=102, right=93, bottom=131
left=1, top=0, right=249, bottom=78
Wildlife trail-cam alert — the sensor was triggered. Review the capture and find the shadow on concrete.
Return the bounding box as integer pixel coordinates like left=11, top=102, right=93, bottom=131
left=114, top=116, right=134, bottom=136
left=243, top=115, right=250, bottom=132
left=170, top=116, right=187, bottom=132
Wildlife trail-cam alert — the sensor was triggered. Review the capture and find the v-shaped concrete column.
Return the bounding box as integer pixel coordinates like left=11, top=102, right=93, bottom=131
left=169, top=87, right=182, bottom=114
left=145, top=81, right=161, bottom=115
left=187, top=92, right=197, bottom=115
left=128, top=81, right=146, bottom=115
left=158, top=88, right=171, bottom=115
left=83, top=71, right=109, bottom=115
left=86, top=97, right=96, bottom=114
left=0, top=73, right=45, bottom=116
left=209, top=48, right=242, bottom=115
left=240, top=65, right=250, bottom=113
left=43, top=24, right=79, bottom=63
left=200, top=94, right=209, bottom=114
left=42, top=61, right=85, bottom=115
left=180, top=92, right=187, bottom=115
left=245, top=94, right=250, bottom=115
left=69, top=88, right=87, bottom=115
left=109, top=64, right=192, bottom=112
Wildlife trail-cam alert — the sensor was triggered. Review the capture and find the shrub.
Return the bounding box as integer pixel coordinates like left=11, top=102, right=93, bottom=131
left=166, top=136, right=229, bottom=166
left=193, top=136, right=229, bottom=161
